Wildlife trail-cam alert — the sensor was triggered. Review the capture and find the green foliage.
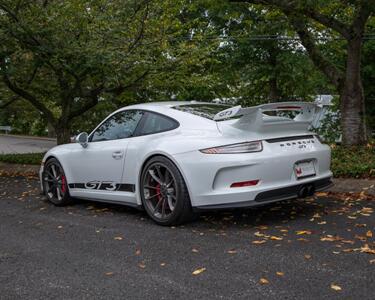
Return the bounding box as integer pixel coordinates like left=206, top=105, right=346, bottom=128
left=312, top=110, right=341, bottom=143
left=0, top=0, right=170, bottom=142
left=0, top=152, right=44, bottom=165
left=0, top=0, right=374, bottom=144
left=331, top=144, right=375, bottom=178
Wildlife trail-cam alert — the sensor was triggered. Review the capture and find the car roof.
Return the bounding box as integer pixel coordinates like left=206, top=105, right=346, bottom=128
left=109, top=101, right=228, bottom=129
left=127, top=101, right=215, bottom=108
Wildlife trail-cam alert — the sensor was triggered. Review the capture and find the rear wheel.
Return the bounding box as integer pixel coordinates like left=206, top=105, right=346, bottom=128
left=42, top=158, right=72, bottom=206
left=140, top=156, right=195, bottom=225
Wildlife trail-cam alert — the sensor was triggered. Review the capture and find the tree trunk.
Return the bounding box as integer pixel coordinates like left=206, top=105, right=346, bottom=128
left=55, top=124, right=71, bottom=145
left=267, top=48, right=281, bottom=102
left=340, top=38, right=367, bottom=146
left=47, top=122, right=55, bottom=138
left=268, top=77, right=281, bottom=102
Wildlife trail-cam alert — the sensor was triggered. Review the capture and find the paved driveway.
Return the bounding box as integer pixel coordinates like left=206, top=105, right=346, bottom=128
left=0, top=176, right=374, bottom=299
left=0, top=135, right=56, bottom=154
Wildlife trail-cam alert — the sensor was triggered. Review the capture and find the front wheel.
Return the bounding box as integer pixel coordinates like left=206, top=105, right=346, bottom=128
left=140, top=156, right=196, bottom=226
left=42, top=158, right=72, bottom=206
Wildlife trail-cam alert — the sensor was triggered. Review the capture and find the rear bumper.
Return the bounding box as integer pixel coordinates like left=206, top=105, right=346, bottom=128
left=173, top=139, right=332, bottom=208
left=194, top=177, right=333, bottom=211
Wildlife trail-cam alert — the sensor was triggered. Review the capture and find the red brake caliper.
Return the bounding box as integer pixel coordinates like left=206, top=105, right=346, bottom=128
left=155, top=183, right=162, bottom=202
left=61, top=175, right=66, bottom=193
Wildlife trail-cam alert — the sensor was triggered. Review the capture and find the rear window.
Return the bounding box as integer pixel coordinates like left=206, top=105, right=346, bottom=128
left=173, top=104, right=231, bottom=120
left=138, top=112, right=179, bottom=135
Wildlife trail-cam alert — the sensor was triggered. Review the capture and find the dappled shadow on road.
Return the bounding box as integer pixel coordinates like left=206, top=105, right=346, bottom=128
left=194, top=197, right=331, bottom=229
left=54, top=191, right=331, bottom=230
left=1, top=176, right=374, bottom=233
left=56, top=190, right=373, bottom=235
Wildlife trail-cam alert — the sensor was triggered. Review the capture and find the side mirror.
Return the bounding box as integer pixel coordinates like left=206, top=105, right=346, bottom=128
left=76, top=132, right=89, bottom=148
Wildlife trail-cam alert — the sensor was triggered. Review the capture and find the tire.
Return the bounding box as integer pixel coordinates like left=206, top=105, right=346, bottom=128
left=42, top=158, right=73, bottom=206
left=140, top=156, right=196, bottom=226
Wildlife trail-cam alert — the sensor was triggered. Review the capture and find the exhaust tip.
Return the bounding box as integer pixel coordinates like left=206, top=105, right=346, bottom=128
left=298, top=185, right=315, bottom=198
left=298, top=186, right=308, bottom=198
left=307, top=185, right=315, bottom=196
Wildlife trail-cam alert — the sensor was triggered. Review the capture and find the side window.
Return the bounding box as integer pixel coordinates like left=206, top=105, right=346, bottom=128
left=138, top=112, right=178, bottom=135
left=91, top=110, right=143, bottom=142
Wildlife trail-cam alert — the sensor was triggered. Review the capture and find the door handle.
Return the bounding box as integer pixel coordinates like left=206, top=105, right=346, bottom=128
left=112, top=151, right=124, bottom=159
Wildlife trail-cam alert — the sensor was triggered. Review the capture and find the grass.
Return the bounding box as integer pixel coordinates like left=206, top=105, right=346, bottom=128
left=0, top=152, right=45, bottom=165
left=0, top=144, right=374, bottom=178
left=331, top=143, right=375, bottom=178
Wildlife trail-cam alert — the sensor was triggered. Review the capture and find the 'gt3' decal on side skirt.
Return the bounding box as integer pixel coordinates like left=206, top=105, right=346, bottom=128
left=68, top=181, right=135, bottom=192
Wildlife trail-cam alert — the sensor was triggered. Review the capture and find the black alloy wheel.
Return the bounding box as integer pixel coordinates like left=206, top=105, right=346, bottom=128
left=141, top=156, right=195, bottom=225
left=43, top=158, right=72, bottom=206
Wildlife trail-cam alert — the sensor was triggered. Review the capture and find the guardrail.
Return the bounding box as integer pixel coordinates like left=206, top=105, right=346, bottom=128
left=0, top=126, right=12, bottom=134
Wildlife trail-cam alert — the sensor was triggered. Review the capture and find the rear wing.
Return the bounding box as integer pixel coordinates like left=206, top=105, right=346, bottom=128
left=213, top=102, right=318, bottom=132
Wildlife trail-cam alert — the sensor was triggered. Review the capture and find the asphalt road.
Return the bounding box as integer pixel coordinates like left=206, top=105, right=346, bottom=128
left=0, top=135, right=56, bottom=154
left=0, top=176, right=374, bottom=300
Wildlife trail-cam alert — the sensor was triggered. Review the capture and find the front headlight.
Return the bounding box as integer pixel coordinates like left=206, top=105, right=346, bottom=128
left=200, top=141, right=263, bottom=154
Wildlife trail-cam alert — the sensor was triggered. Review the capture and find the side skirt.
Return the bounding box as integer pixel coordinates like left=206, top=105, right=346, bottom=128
left=72, top=196, right=144, bottom=210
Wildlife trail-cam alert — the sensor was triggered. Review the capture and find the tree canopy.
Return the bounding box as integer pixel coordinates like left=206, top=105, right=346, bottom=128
left=0, top=0, right=374, bottom=145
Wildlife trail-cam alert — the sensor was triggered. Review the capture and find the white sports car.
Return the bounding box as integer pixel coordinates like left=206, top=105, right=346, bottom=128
left=40, top=101, right=333, bottom=225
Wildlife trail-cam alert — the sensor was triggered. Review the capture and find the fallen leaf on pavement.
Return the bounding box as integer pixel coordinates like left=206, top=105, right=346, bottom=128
left=366, top=230, right=373, bottom=238
left=270, top=236, right=283, bottom=241
left=316, top=192, right=328, bottom=197
left=355, top=223, right=367, bottom=228
left=105, top=272, right=114, bottom=276
left=227, top=249, right=237, bottom=254
left=341, top=240, right=355, bottom=244
left=192, top=267, right=206, bottom=275
left=296, top=230, right=312, bottom=235
left=361, top=244, right=375, bottom=254
left=276, top=272, right=284, bottom=276
left=138, top=263, right=146, bottom=269
left=320, top=235, right=340, bottom=242
left=362, top=207, right=373, bottom=213
left=330, top=284, right=342, bottom=291
left=259, top=278, right=269, bottom=284
left=297, top=238, right=309, bottom=242
left=114, top=236, right=123, bottom=240
left=304, top=254, right=312, bottom=260
left=355, top=234, right=367, bottom=241
left=254, top=231, right=265, bottom=237
left=252, top=240, right=266, bottom=245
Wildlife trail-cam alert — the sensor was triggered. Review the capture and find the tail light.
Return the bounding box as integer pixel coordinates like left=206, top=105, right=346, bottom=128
left=200, top=141, right=262, bottom=154
left=230, top=180, right=259, bottom=188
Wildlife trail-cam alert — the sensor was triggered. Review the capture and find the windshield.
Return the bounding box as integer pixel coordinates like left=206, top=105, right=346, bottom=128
left=173, top=104, right=231, bottom=120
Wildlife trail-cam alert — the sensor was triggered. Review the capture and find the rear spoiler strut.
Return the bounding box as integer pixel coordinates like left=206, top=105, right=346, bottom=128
left=213, top=102, right=318, bottom=132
